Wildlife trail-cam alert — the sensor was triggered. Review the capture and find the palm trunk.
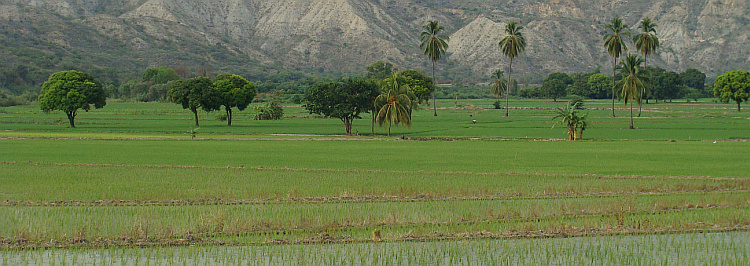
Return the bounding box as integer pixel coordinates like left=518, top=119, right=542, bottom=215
left=432, top=61, right=437, bottom=117
left=639, top=56, right=646, bottom=117
left=506, top=58, right=513, bottom=117
left=629, top=102, right=634, bottom=129
left=612, top=56, right=617, bottom=117
left=371, top=111, right=375, bottom=135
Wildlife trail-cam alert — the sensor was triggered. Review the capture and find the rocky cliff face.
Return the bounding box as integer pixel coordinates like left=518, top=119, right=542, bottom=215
left=0, top=0, right=748, bottom=81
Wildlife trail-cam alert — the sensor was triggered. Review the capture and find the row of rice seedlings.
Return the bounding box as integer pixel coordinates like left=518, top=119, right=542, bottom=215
left=2, top=231, right=748, bottom=264
left=2, top=162, right=747, bottom=202
left=1, top=191, right=746, bottom=242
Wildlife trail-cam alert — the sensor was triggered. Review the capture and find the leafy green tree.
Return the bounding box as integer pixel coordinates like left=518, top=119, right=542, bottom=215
left=567, top=72, right=593, bottom=98
left=653, top=70, right=679, bottom=103
left=38, top=70, right=106, bottom=128
left=634, top=17, right=659, bottom=115
left=587, top=73, right=613, bottom=99
left=541, top=79, right=567, bottom=101
left=398, top=70, right=435, bottom=104
left=713, top=70, right=750, bottom=111
left=604, top=17, right=631, bottom=117
left=547, top=72, right=574, bottom=86
left=304, top=78, right=379, bottom=135
left=366, top=61, right=395, bottom=80
left=490, top=69, right=507, bottom=103
left=167, top=77, right=221, bottom=126
left=420, top=20, right=449, bottom=116
left=498, top=21, right=526, bottom=117
left=214, top=74, right=257, bottom=126
left=616, top=54, right=649, bottom=129
left=679, top=68, right=706, bottom=94
left=375, top=74, right=418, bottom=136
left=143, top=66, right=180, bottom=85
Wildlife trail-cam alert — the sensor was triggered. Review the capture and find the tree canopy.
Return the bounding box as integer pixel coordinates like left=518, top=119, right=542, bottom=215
left=713, top=70, right=750, bottom=111
left=142, top=66, right=180, bottom=85
left=167, top=77, right=221, bottom=126
left=366, top=61, right=395, bottom=80
left=38, top=70, right=107, bottom=127
left=396, top=70, right=434, bottom=104
left=214, top=74, right=257, bottom=126
left=304, top=77, right=380, bottom=135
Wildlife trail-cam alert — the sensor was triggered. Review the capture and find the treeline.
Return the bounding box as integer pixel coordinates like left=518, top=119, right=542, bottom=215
left=519, top=67, right=708, bottom=102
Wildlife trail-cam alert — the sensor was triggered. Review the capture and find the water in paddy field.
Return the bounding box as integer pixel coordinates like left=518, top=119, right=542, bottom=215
left=1, top=231, right=748, bottom=264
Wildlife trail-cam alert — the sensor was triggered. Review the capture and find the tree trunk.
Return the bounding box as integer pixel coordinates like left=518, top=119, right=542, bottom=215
left=343, top=119, right=352, bottom=135
left=506, top=58, right=513, bottom=117
left=738, top=101, right=742, bottom=112
left=612, top=56, right=617, bottom=117
left=66, top=112, right=76, bottom=128
left=226, top=108, right=232, bottom=126
left=387, top=121, right=391, bottom=136
left=192, top=108, right=200, bottom=127
left=629, top=102, right=634, bottom=129
left=371, top=111, right=375, bottom=136
left=432, top=61, right=437, bottom=117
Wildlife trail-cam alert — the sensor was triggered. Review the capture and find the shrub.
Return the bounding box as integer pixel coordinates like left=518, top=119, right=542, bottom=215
left=255, top=101, right=284, bottom=120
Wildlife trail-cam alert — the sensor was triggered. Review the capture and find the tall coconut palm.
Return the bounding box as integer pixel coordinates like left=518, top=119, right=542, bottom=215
left=420, top=20, right=449, bottom=117
left=616, top=54, right=650, bottom=129
left=634, top=17, right=659, bottom=116
left=490, top=69, right=507, bottom=104
left=604, top=17, right=631, bottom=117
left=498, top=21, right=526, bottom=117
left=375, top=74, right=418, bottom=136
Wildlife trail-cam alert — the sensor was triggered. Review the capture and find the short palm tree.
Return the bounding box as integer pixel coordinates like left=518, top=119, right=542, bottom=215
left=375, top=74, right=418, bottom=136
left=604, top=17, right=631, bottom=117
left=616, top=54, right=650, bottom=129
left=420, top=20, right=449, bottom=117
left=490, top=69, right=507, bottom=104
left=498, top=21, right=526, bottom=117
left=634, top=17, right=659, bottom=116
left=552, top=101, right=588, bottom=140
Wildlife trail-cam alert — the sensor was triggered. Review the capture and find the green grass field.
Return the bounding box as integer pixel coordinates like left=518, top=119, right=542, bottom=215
left=1, top=99, right=748, bottom=263
left=2, top=99, right=748, bottom=140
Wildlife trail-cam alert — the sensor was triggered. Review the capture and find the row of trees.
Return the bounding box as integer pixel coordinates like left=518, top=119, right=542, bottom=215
left=36, top=70, right=258, bottom=127
left=303, top=64, right=434, bottom=135
left=166, top=74, right=257, bottom=126
left=519, top=67, right=707, bottom=102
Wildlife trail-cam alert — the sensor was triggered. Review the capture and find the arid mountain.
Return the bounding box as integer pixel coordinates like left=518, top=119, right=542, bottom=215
left=0, top=0, right=748, bottom=90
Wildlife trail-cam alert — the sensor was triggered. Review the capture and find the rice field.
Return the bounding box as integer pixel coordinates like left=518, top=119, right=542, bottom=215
left=0, top=99, right=748, bottom=262
left=1, top=232, right=748, bottom=265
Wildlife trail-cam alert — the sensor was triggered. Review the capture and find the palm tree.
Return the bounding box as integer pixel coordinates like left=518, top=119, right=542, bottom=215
left=375, top=74, right=418, bottom=136
left=420, top=20, right=449, bottom=117
left=498, top=21, right=526, bottom=117
left=604, top=17, right=631, bottom=117
left=634, top=17, right=659, bottom=116
left=490, top=69, right=507, bottom=104
left=616, top=54, right=650, bottom=129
